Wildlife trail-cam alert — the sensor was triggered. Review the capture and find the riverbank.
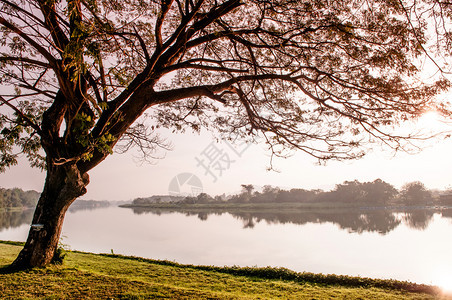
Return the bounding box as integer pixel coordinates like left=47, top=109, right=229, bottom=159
left=120, top=201, right=450, bottom=211
left=0, top=241, right=448, bottom=299
left=0, top=207, right=28, bottom=213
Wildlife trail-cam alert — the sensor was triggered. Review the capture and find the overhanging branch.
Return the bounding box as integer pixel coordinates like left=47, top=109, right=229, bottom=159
left=0, top=96, right=42, bottom=134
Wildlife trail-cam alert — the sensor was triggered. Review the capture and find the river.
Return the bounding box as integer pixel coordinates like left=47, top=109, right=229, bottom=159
left=1, top=205, right=452, bottom=289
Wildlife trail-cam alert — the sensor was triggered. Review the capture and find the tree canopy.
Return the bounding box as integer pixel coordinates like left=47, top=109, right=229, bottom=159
left=1, top=0, right=450, bottom=172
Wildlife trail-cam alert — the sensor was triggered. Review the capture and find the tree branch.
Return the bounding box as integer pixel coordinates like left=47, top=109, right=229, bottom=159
left=0, top=96, right=42, bottom=134
left=0, top=16, right=58, bottom=68
left=37, top=0, right=70, bottom=54
left=155, top=0, right=174, bottom=50
left=0, top=55, right=51, bottom=69
left=162, top=61, right=249, bottom=73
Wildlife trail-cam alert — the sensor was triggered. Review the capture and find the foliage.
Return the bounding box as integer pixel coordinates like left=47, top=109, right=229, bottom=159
left=1, top=0, right=451, bottom=175
left=51, top=246, right=67, bottom=265
left=225, top=180, right=400, bottom=205
left=0, top=187, right=39, bottom=209
left=51, top=236, right=70, bottom=265
left=132, top=195, right=183, bottom=205
left=399, top=181, right=433, bottom=205
left=318, top=179, right=399, bottom=205
left=156, top=179, right=443, bottom=207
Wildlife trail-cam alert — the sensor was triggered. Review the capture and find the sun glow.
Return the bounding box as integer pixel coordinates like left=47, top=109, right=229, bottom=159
left=432, top=268, right=452, bottom=294
left=416, top=110, right=450, bottom=133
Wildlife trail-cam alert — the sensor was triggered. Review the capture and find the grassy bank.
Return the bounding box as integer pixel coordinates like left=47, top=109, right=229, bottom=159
left=0, top=241, right=449, bottom=299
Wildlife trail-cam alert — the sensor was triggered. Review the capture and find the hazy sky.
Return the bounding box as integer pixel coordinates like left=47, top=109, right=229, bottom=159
left=1, top=111, right=451, bottom=201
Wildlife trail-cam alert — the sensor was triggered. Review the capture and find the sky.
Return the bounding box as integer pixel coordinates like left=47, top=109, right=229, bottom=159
left=1, top=111, right=452, bottom=201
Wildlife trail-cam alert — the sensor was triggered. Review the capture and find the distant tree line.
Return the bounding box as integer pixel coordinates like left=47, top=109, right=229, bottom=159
left=0, top=187, right=40, bottom=209
left=164, top=179, right=450, bottom=207
left=0, top=188, right=112, bottom=210
left=132, top=195, right=184, bottom=205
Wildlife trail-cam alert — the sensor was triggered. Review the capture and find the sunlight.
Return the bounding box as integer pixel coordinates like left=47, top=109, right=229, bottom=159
left=432, top=268, right=452, bottom=294
left=394, top=108, right=451, bottom=139
left=416, top=110, right=450, bottom=133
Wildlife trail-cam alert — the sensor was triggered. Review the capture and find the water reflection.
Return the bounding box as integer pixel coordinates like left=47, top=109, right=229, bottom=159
left=0, top=202, right=110, bottom=231
left=0, top=209, right=34, bottom=231
left=67, top=201, right=110, bottom=214
left=402, top=210, right=435, bottom=230
left=130, top=207, right=451, bottom=234
left=2, top=206, right=450, bottom=235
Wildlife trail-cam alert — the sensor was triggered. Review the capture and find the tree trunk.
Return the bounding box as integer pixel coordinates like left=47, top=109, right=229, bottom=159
left=11, top=163, right=89, bottom=269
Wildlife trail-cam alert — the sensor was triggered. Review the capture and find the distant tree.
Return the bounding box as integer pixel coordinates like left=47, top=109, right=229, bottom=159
left=196, top=192, right=214, bottom=203
left=361, top=179, right=398, bottom=205
left=10, top=189, right=22, bottom=207
left=228, top=194, right=242, bottom=203
left=262, top=185, right=279, bottom=194
left=320, top=179, right=398, bottom=205
left=276, top=188, right=319, bottom=203
left=330, top=180, right=367, bottom=203
left=1, top=0, right=450, bottom=268
left=438, top=189, right=452, bottom=205
left=214, top=195, right=225, bottom=202
left=229, top=184, right=255, bottom=203
left=21, top=190, right=40, bottom=207
left=274, top=190, right=291, bottom=202
left=132, top=198, right=151, bottom=206
left=0, top=187, right=40, bottom=209
left=399, top=182, right=433, bottom=205
left=251, top=185, right=279, bottom=203
left=0, top=188, right=5, bottom=208
left=180, top=196, right=197, bottom=204
left=241, top=184, right=254, bottom=195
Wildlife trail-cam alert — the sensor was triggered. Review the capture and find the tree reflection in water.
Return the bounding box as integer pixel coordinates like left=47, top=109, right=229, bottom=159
left=402, top=210, right=435, bottom=230
left=131, top=207, right=452, bottom=235
left=2, top=207, right=450, bottom=235
left=0, top=209, right=34, bottom=231
left=0, top=202, right=110, bottom=231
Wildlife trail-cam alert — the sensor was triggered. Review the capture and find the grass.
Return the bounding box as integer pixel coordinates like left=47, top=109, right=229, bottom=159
left=0, top=241, right=450, bottom=299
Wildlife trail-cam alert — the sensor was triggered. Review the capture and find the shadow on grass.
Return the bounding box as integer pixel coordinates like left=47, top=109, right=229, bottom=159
left=0, top=264, right=22, bottom=274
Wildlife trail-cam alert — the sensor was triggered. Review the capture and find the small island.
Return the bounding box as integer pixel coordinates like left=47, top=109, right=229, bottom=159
left=121, top=179, right=452, bottom=211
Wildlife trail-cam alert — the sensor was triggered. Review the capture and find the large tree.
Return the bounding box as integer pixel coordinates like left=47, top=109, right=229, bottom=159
left=0, top=0, right=449, bottom=268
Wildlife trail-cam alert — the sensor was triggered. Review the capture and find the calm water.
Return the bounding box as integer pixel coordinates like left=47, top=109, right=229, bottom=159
left=1, top=206, right=452, bottom=288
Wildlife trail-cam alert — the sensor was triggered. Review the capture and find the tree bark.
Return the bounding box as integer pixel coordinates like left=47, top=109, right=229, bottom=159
left=10, top=163, right=89, bottom=269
